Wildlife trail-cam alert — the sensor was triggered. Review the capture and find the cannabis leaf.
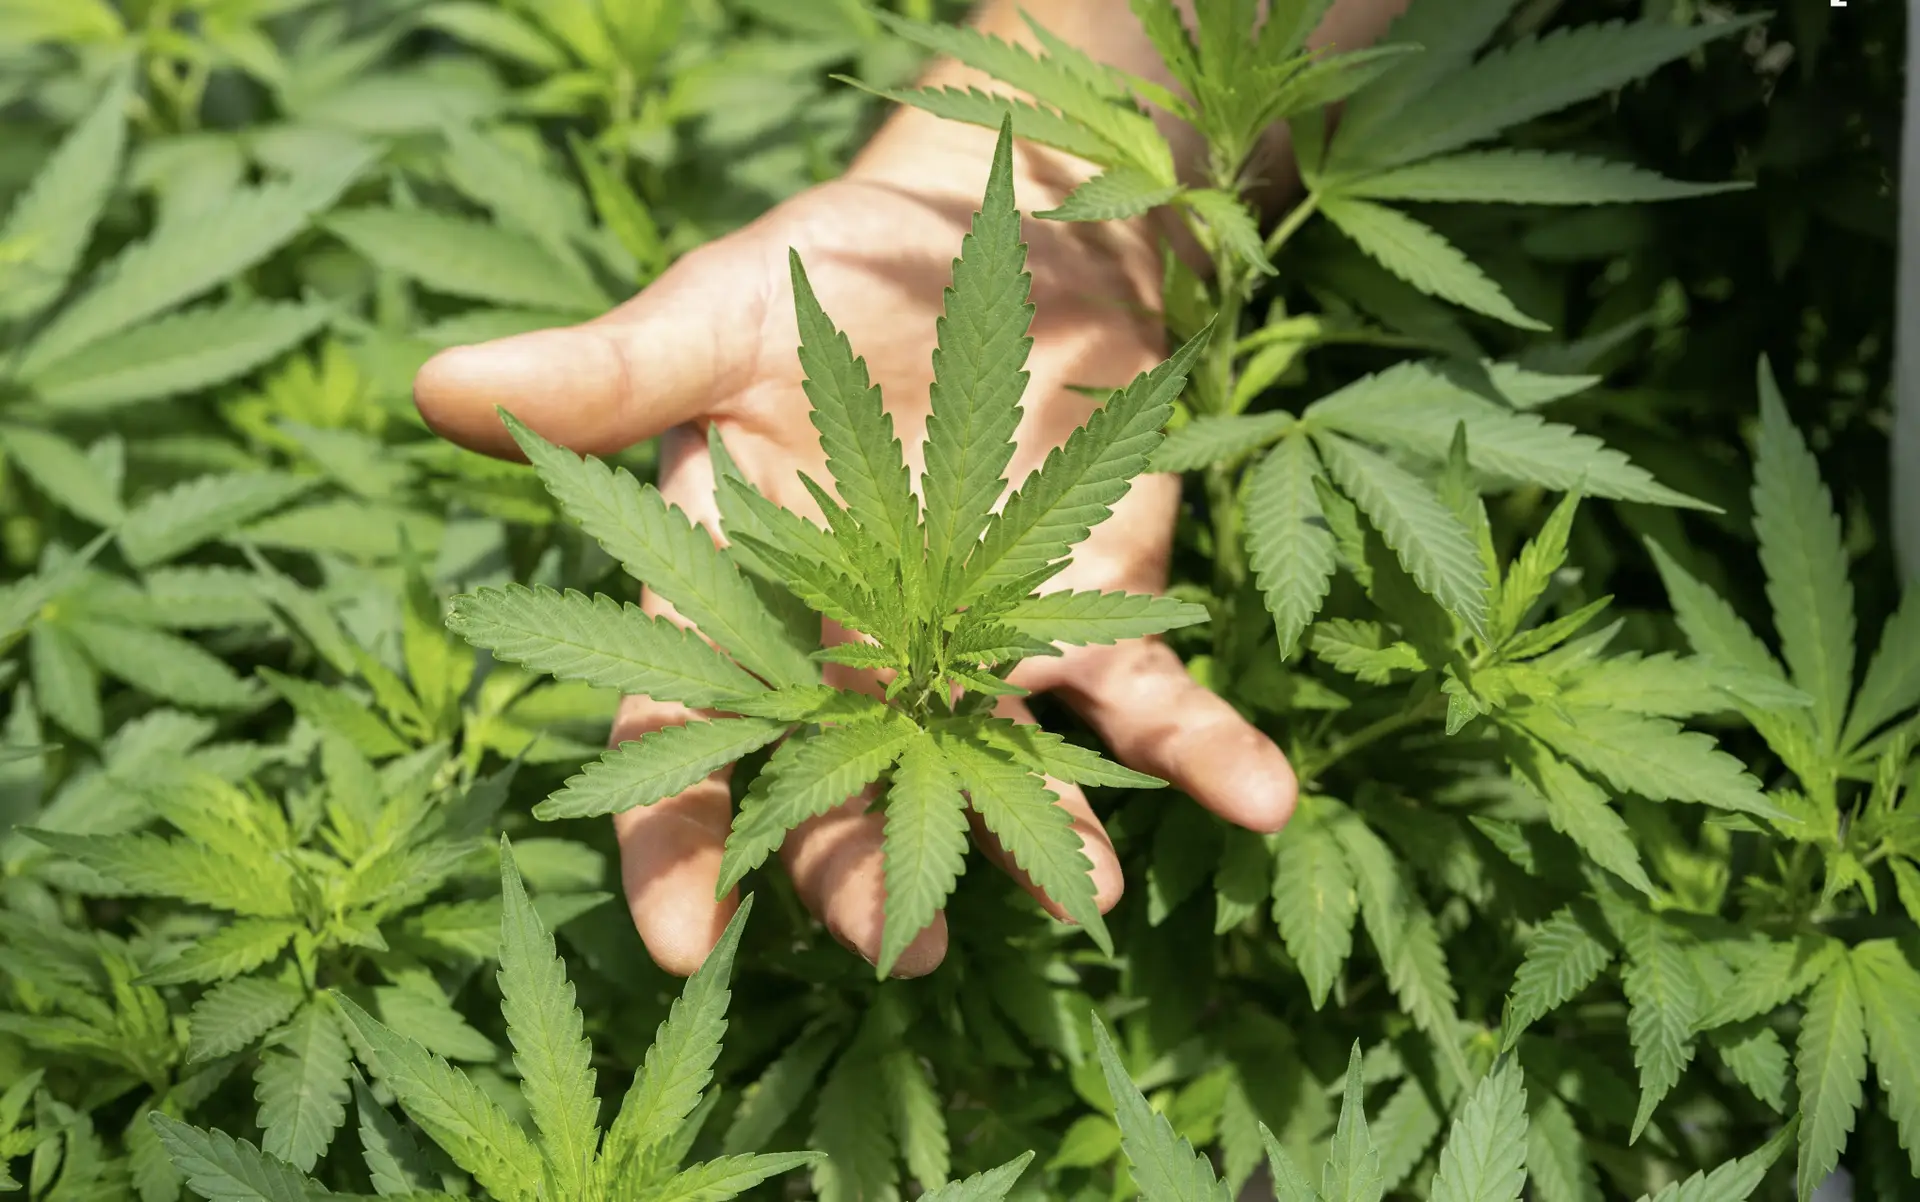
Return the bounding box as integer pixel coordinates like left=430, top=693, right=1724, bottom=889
left=1093, top=1017, right=1230, bottom=1202
left=1795, top=954, right=1867, bottom=1201
left=329, top=840, right=810, bottom=1202
left=451, top=120, right=1200, bottom=967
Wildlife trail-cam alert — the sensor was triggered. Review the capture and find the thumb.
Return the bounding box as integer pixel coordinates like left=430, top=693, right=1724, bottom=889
left=412, top=240, right=769, bottom=459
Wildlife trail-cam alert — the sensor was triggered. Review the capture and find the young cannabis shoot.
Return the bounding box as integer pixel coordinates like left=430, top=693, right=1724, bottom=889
left=448, top=119, right=1213, bottom=975
left=151, top=840, right=817, bottom=1202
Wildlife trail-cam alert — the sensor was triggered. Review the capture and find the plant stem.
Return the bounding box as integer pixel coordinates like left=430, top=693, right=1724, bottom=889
left=1203, top=245, right=1247, bottom=660
left=1299, top=694, right=1445, bottom=784
left=1263, top=192, right=1320, bottom=259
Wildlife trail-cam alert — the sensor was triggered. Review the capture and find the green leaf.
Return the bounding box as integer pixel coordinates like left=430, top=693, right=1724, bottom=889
left=720, top=1026, right=839, bottom=1156
left=326, top=207, right=606, bottom=313
left=1428, top=1059, right=1527, bottom=1202
left=1325, top=1044, right=1384, bottom=1202
left=26, top=302, right=330, bottom=412
left=1509, top=702, right=1779, bottom=820
left=1502, top=731, right=1654, bottom=895
left=809, top=1048, right=897, bottom=1202
left=603, top=898, right=752, bottom=1176
left=1370, top=1078, right=1442, bottom=1195
left=448, top=585, right=761, bottom=708
left=789, top=250, right=919, bottom=564
left=875, top=13, right=1170, bottom=181
left=965, top=720, right=1166, bottom=789
left=31, top=829, right=293, bottom=919
left=119, top=473, right=314, bottom=568
left=852, top=83, right=1122, bottom=168
left=1256, top=0, right=1340, bottom=62
left=417, top=3, right=570, bottom=69
left=259, top=670, right=408, bottom=760
left=1620, top=917, right=1704, bottom=1143
left=502, top=412, right=815, bottom=689
left=1850, top=940, right=1920, bottom=1176
left=535, top=718, right=788, bottom=820
left=31, top=623, right=101, bottom=740
left=1181, top=188, right=1273, bottom=274
left=1556, top=652, right=1807, bottom=719
left=1502, top=906, right=1613, bottom=1051
left=1092, top=1018, right=1229, bottom=1202
left=254, top=1000, right=352, bottom=1172
left=1150, top=411, right=1295, bottom=471
left=149, top=1114, right=321, bottom=1202
left=1637, top=1124, right=1793, bottom=1202
left=497, top=839, right=598, bottom=1196
left=940, top=733, right=1111, bottom=954
left=879, top=732, right=968, bottom=977
left=1795, top=954, right=1867, bottom=1202
left=1305, top=363, right=1699, bottom=506
left=188, top=978, right=305, bottom=1062
left=916, top=1153, right=1034, bottom=1202
left=141, top=920, right=298, bottom=987
left=1127, top=0, right=1200, bottom=91
left=1843, top=589, right=1920, bottom=750
left=0, top=67, right=130, bottom=323
left=918, top=118, right=1032, bottom=598
left=1259, top=45, right=1422, bottom=124
left=1751, top=360, right=1854, bottom=753
left=353, top=1079, right=436, bottom=1198
left=569, top=133, right=664, bottom=276
left=0, top=425, right=121, bottom=526
left=1037, top=168, right=1181, bottom=221
left=994, top=590, right=1209, bottom=647
left=1523, top=1094, right=1600, bottom=1202
left=1259, top=1122, right=1317, bottom=1202
left=1317, top=195, right=1545, bottom=330
left=1707, top=1020, right=1791, bottom=1112
left=127, top=1101, right=183, bottom=1202
left=1643, top=540, right=1787, bottom=683
left=1245, top=435, right=1336, bottom=657
left=1347, top=15, right=1758, bottom=170
left=22, top=151, right=368, bottom=372
left=1333, top=0, right=1519, bottom=146
left=1698, top=936, right=1841, bottom=1030
left=720, top=714, right=919, bottom=894
left=1329, top=805, right=1471, bottom=1087
left=634, top=1152, right=822, bottom=1202
left=65, top=619, right=258, bottom=710
left=1339, top=150, right=1742, bottom=206
left=961, top=327, right=1209, bottom=602
left=1316, top=432, right=1489, bottom=637
left=335, top=993, right=543, bottom=1202
left=881, top=1042, right=948, bottom=1188
left=1270, top=808, right=1357, bottom=1009
left=441, top=123, right=588, bottom=247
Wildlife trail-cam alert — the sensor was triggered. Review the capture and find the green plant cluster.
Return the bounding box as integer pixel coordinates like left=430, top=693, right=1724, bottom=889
left=0, top=2, right=1909, bottom=1202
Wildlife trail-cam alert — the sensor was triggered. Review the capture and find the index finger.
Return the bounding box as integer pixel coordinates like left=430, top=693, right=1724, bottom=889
left=412, top=242, right=764, bottom=459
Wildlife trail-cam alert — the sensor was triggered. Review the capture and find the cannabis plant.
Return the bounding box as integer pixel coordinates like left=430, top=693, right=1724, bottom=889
left=1093, top=1029, right=1794, bottom=1202
left=0, top=1, right=1907, bottom=1200
left=869, top=0, right=1755, bottom=665
left=149, top=840, right=818, bottom=1202
left=449, top=119, right=1212, bottom=975
left=840, top=0, right=1918, bottom=1195
left=8, top=759, right=609, bottom=1186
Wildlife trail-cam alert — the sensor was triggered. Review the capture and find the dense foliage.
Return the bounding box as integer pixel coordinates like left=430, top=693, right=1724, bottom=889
left=0, top=2, right=1907, bottom=1202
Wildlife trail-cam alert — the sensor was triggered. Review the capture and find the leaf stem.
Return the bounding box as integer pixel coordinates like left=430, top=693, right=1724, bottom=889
left=1263, top=192, right=1321, bottom=258
left=1298, top=694, right=1446, bottom=784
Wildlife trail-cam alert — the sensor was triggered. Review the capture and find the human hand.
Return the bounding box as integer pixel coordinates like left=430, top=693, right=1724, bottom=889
left=414, top=114, right=1298, bottom=979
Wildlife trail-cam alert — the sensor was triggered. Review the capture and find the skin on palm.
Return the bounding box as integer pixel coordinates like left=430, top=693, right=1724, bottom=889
left=414, top=0, right=1405, bottom=977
